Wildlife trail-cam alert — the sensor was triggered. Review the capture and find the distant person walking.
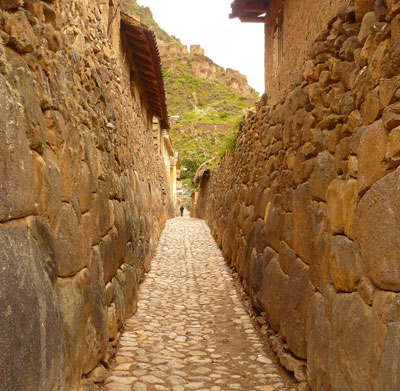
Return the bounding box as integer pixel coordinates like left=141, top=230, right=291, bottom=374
left=180, top=205, right=184, bottom=217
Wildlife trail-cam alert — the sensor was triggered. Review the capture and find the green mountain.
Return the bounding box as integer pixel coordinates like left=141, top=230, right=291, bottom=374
left=122, top=0, right=259, bottom=189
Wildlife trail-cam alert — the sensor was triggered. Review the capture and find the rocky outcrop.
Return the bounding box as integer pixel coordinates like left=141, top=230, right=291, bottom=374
left=196, top=1, right=400, bottom=390
left=159, top=43, right=255, bottom=96
left=0, top=1, right=174, bottom=390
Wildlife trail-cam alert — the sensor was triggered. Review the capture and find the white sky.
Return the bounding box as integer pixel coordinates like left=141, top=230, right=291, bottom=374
left=136, top=0, right=265, bottom=94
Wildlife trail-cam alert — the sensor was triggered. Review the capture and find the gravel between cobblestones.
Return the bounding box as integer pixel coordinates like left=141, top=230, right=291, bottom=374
left=101, top=217, right=297, bottom=391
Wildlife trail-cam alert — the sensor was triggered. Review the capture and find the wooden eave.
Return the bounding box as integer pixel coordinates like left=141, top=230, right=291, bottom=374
left=121, top=12, right=169, bottom=128
left=230, top=0, right=269, bottom=22
left=163, top=134, right=175, bottom=157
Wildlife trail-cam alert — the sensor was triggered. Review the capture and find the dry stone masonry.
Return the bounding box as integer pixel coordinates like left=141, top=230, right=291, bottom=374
left=0, top=1, right=174, bottom=390
left=195, top=1, right=400, bottom=390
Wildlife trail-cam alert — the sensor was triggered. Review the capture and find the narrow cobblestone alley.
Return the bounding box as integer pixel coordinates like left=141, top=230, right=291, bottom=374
left=101, top=217, right=296, bottom=391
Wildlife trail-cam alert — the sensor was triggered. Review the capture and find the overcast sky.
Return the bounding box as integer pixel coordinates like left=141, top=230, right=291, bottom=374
left=136, top=0, right=265, bottom=94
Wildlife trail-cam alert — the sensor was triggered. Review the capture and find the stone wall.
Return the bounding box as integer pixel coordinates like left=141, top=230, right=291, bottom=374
left=0, top=1, right=174, bottom=390
left=265, top=0, right=352, bottom=104
left=196, top=1, right=400, bottom=390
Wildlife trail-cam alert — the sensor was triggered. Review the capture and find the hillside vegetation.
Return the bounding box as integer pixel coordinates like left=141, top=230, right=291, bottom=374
left=122, top=0, right=259, bottom=189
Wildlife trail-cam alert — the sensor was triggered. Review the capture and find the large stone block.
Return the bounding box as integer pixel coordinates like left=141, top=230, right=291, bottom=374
left=329, top=235, right=362, bottom=292
left=42, top=147, right=62, bottom=228
left=309, top=151, right=337, bottom=202
left=28, top=216, right=58, bottom=285
left=6, top=49, right=45, bottom=152
left=358, top=12, right=376, bottom=44
left=326, top=178, right=346, bottom=234
left=59, top=124, right=82, bottom=202
left=56, top=273, right=86, bottom=390
left=377, top=322, right=400, bottom=391
left=281, top=259, right=315, bottom=359
left=44, top=109, right=67, bottom=156
left=279, top=240, right=296, bottom=276
left=329, top=293, right=375, bottom=391
left=293, top=184, right=314, bottom=264
left=0, top=226, right=65, bottom=391
left=82, top=248, right=108, bottom=374
left=55, top=202, right=84, bottom=277
left=355, top=168, right=400, bottom=291
left=306, top=293, right=331, bottom=391
left=262, top=252, right=288, bottom=332
left=264, top=194, right=284, bottom=252
left=117, top=264, right=138, bottom=318
left=0, top=73, right=35, bottom=222
left=249, top=252, right=267, bottom=312
left=310, top=202, right=332, bottom=292
left=343, top=179, right=358, bottom=239
left=357, top=120, right=388, bottom=195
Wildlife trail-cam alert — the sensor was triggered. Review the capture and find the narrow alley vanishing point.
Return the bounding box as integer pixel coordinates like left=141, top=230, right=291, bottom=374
left=101, top=217, right=296, bottom=391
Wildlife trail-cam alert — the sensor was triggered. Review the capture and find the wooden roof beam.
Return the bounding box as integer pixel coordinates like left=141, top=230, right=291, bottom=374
left=230, top=0, right=268, bottom=19
left=136, top=64, right=156, bottom=77
left=239, top=15, right=266, bottom=22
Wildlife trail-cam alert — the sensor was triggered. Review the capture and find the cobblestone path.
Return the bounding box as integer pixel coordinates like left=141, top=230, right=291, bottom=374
left=101, top=217, right=296, bottom=391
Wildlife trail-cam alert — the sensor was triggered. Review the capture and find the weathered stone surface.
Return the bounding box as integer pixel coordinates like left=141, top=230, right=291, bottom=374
left=293, top=184, right=314, bottom=264
left=392, top=13, right=400, bottom=39
left=59, top=125, right=82, bottom=201
left=117, top=264, right=138, bottom=319
left=310, top=202, right=332, bottom=292
left=0, top=226, right=65, bottom=391
left=358, top=276, right=376, bottom=305
left=82, top=248, right=108, bottom=375
left=387, top=125, right=400, bottom=167
left=264, top=194, right=284, bottom=252
left=0, top=0, right=21, bottom=10
left=355, top=0, right=375, bottom=21
left=6, top=53, right=46, bottom=152
left=357, top=120, right=388, bottom=195
left=306, top=293, right=330, bottom=391
left=0, top=73, right=35, bottom=222
left=5, top=10, right=36, bottom=53
left=56, top=272, right=86, bottom=390
left=28, top=216, right=58, bottom=285
left=55, top=202, right=83, bottom=277
left=355, top=168, right=400, bottom=291
left=44, top=109, right=67, bottom=156
left=246, top=219, right=268, bottom=310
left=42, top=147, right=62, bottom=228
left=329, top=235, right=362, bottom=292
left=309, top=151, right=336, bottom=201
left=374, top=0, right=387, bottom=21
left=88, top=364, right=108, bottom=383
left=281, top=259, right=315, bottom=359
left=279, top=240, right=296, bottom=275
left=358, top=11, right=376, bottom=44
left=377, top=322, right=400, bottom=391
left=361, top=90, right=383, bottom=124
left=382, top=101, right=400, bottom=130
left=326, top=178, right=346, bottom=234
left=262, top=255, right=288, bottom=332
left=379, top=77, right=400, bottom=107
left=329, top=293, right=375, bottom=391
